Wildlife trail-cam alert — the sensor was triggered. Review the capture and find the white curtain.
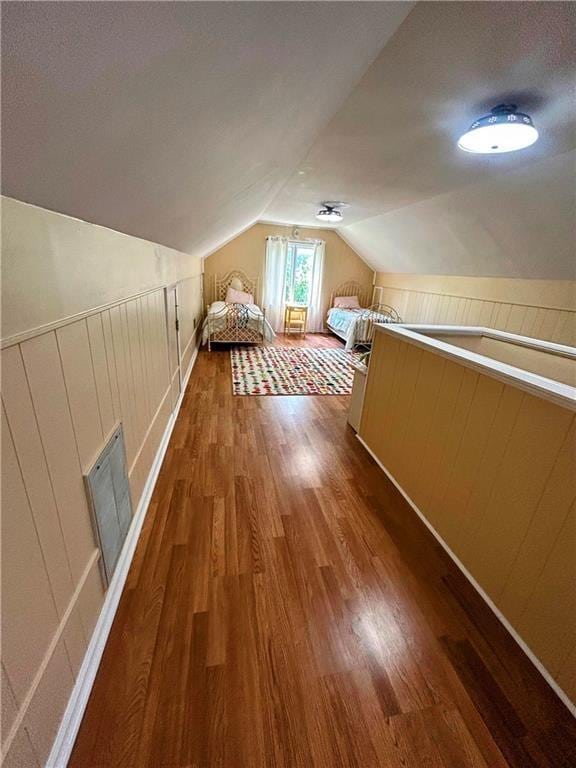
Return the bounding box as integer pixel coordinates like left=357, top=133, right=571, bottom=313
left=263, top=236, right=288, bottom=331
left=263, top=236, right=325, bottom=333
left=308, top=240, right=325, bottom=332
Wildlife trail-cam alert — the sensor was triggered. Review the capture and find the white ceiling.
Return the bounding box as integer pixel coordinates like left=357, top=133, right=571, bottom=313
left=2, top=2, right=574, bottom=278
left=341, top=149, right=576, bottom=279
left=264, top=2, right=576, bottom=224
left=1, top=1, right=412, bottom=259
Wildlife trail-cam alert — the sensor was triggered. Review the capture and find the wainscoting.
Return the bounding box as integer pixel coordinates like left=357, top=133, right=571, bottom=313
left=1, top=277, right=202, bottom=766
left=375, top=279, right=575, bottom=346
left=359, top=328, right=576, bottom=708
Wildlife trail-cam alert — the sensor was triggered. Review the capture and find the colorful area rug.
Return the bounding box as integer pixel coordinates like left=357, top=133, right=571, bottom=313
left=231, top=347, right=358, bottom=396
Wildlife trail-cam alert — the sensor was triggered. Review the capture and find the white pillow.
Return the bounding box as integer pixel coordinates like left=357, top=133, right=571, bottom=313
left=334, top=295, right=360, bottom=309
left=226, top=286, right=254, bottom=304
left=230, top=277, right=243, bottom=291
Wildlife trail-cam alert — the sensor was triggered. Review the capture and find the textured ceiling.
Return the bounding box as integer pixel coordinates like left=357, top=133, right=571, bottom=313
left=1, top=1, right=412, bottom=258
left=2, top=2, right=574, bottom=278
left=264, top=1, right=576, bottom=229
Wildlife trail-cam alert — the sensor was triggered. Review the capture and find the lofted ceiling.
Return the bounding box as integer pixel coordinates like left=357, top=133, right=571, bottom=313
left=263, top=2, right=576, bottom=277
left=2, top=2, right=575, bottom=278
left=1, top=1, right=412, bottom=259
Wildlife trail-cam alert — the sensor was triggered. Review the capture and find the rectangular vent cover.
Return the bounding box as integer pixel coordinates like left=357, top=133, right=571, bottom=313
left=84, top=425, right=132, bottom=585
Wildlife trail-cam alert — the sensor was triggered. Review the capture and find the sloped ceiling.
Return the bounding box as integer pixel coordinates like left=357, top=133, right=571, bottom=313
left=2, top=2, right=574, bottom=278
left=1, top=1, right=412, bottom=259
left=264, top=1, right=576, bottom=279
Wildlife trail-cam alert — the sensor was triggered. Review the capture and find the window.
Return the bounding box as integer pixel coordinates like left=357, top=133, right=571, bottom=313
left=284, top=241, right=316, bottom=304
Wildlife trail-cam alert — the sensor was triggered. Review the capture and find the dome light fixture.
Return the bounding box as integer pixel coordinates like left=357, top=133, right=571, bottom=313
left=316, top=202, right=346, bottom=223
left=458, top=104, right=539, bottom=154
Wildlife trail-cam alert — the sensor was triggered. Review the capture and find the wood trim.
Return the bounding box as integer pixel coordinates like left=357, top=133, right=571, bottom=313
left=402, top=325, right=576, bottom=358
left=0, top=275, right=203, bottom=350
left=356, top=434, right=576, bottom=718
left=1, top=549, right=100, bottom=761
left=374, top=325, right=576, bottom=411
left=377, top=282, right=575, bottom=313
left=127, top=385, right=172, bottom=477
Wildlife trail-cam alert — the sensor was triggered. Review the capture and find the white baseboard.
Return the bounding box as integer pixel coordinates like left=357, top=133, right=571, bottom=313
left=47, top=345, right=199, bottom=768
left=356, top=434, right=576, bottom=718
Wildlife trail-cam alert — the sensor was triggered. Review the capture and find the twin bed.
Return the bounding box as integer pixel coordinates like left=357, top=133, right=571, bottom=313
left=203, top=273, right=400, bottom=351
left=326, top=281, right=402, bottom=350
left=202, top=270, right=275, bottom=351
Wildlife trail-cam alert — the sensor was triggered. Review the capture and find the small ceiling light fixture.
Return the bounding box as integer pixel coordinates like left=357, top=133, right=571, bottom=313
left=316, top=202, right=347, bottom=223
left=458, top=104, right=539, bottom=154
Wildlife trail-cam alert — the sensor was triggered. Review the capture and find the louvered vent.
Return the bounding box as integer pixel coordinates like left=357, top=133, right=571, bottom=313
left=84, top=426, right=132, bottom=585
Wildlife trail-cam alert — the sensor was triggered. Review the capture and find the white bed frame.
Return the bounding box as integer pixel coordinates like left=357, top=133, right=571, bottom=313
left=206, top=270, right=267, bottom=351
left=327, top=280, right=401, bottom=347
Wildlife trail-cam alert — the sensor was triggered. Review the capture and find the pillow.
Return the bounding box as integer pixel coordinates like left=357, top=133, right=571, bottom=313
left=334, top=295, right=360, bottom=309
left=230, top=277, right=243, bottom=291
left=225, top=286, right=254, bottom=304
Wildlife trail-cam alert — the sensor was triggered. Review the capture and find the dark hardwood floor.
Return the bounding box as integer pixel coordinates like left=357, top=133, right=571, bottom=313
left=70, top=334, right=576, bottom=767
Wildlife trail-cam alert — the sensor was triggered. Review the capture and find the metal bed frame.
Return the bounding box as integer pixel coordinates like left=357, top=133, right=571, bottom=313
left=206, top=270, right=267, bottom=351
left=327, top=281, right=401, bottom=347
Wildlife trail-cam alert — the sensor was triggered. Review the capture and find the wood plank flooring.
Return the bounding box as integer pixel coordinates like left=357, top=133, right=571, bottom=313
left=70, top=334, right=576, bottom=767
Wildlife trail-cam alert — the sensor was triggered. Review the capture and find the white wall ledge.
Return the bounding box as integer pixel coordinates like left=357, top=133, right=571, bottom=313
left=375, top=324, right=576, bottom=411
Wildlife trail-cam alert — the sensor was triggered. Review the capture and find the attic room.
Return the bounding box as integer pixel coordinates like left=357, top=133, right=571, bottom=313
left=1, top=1, right=574, bottom=766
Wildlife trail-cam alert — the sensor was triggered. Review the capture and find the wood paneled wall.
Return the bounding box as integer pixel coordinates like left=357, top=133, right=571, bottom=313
left=375, top=277, right=575, bottom=347
left=1, top=278, right=203, bottom=766
left=359, top=330, right=576, bottom=706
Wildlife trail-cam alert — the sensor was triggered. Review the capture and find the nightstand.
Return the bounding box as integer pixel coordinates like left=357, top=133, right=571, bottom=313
left=284, top=303, right=308, bottom=335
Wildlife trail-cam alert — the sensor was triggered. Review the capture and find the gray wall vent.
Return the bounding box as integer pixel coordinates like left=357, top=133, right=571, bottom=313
left=84, top=425, right=132, bottom=585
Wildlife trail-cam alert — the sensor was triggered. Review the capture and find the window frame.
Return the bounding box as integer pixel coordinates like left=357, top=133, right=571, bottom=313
left=284, top=240, right=316, bottom=305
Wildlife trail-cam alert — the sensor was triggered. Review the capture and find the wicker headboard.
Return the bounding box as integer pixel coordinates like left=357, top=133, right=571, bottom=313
left=330, top=281, right=373, bottom=309
left=212, top=270, right=260, bottom=305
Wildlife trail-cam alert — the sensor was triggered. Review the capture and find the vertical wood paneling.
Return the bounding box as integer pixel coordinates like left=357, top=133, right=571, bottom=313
left=455, top=386, right=524, bottom=564
left=86, top=314, right=116, bottom=439
left=435, top=376, right=503, bottom=548
left=1, top=407, right=60, bottom=702
left=56, top=320, right=104, bottom=471
left=516, top=504, right=576, bottom=676
left=419, top=362, right=466, bottom=520
left=19, top=333, right=97, bottom=583
left=75, top=558, right=105, bottom=643
left=359, top=333, right=575, bottom=703
left=155, top=289, right=171, bottom=401
left=427, top=367, right=478, bottom=534
left=556, top=643, right=576, bottom=704
left=398, top=352, right=446, bottom=509
left=1, top=346, right=75, bottom=618
left=125, top=301, right=147, bottom=448
left=135, top=296, right=152, bottom=425
left=3, top=273, right=202, bottom=765
left=2, top=664, right=18, bottom=737
left=23, top=639, right=75, bottom=765
left=466, top=396, right=572, bottom=597
left=147, top=292, right=162, bottom=410
left=109, top=305, right=137, bottom=465
left=506, top=304, right=527, bottom=334
left=498, top=420, right=576, bottom=621
left=3, top=728, right=40, bottom=768
left=101, top=310, right=122, bottom=422
left=62, top=609, right=88, bottom=678
left=378, top=284, right=576, bottom=346
left=139, top=294, right=156, bottom=417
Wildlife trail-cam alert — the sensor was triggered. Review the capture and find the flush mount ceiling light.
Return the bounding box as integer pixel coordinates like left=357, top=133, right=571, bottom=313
left=458, top=104, right=539, bottom=154
left=316, top=202, right=348, bottom=223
